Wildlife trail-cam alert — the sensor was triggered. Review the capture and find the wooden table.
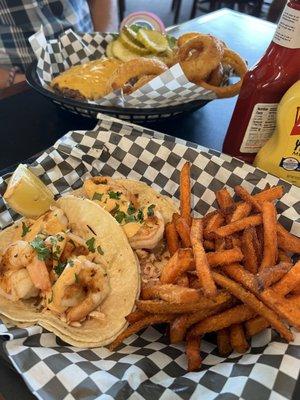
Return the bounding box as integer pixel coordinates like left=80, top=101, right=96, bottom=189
left=1, top=8, right=296, bottom=400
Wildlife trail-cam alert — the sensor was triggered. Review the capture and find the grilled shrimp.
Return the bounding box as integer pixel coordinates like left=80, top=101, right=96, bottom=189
left=1, top=241, right=34, bottom=271
left=0, top=269, right=39, bottom=301
left=25, top=207, right=68, bottom=241
left=129, top=211, right=165, bottom=250
left=26, top=255, right=51, bottom=292
left=51, top=258, right=110, bottom=323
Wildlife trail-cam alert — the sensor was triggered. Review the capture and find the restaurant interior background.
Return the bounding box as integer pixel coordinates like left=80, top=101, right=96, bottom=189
left=120, top=0, right=275, bottom=26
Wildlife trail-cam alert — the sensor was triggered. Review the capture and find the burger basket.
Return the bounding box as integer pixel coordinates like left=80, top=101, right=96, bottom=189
left=25, top=28, right=224, bottom=123
left=26, top=61, right=210, bottom=122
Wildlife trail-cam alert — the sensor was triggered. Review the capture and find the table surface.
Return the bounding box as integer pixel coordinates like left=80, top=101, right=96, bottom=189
left=2, top=8, right=297, bottom=400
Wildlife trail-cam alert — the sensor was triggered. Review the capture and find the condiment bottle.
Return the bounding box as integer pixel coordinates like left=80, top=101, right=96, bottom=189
left=222, top=0, right=300, bottom=164
left=254, top=81, right=300, bottom=187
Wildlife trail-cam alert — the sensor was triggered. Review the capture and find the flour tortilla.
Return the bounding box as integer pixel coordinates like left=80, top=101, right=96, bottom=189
left=0, top=196, right=140, bottom=347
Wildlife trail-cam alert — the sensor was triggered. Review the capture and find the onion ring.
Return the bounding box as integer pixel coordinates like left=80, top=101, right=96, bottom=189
left=177, top=32, right=201, bottom=47
left=111, top=58, right=168, bottom=91
left=123, top=74, right=156, bottom=94
left=206, top=63, right=224, bottom=86
left=198, top=49, right=248, bottom=98
left=177, top=36, right=224, bottom=83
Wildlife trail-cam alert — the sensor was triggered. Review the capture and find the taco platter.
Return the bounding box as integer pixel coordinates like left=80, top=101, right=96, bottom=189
left=1, top=161, right=300, bottom=374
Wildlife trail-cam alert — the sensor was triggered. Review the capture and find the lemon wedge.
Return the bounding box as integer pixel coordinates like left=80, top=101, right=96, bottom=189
left=3, top=164, right=54, bottom=218
left=137, top=29, right=169, bottom=53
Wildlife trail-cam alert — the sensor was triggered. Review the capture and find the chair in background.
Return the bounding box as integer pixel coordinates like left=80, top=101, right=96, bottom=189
left=118, top=0, right=125, bottom=22
left=190, top=0, right=266, bottom=18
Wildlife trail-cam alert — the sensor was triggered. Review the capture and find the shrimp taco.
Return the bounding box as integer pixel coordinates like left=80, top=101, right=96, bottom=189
left=0, top=196, right=140, bottom=347
left=75, top=177, right=179, bottom=284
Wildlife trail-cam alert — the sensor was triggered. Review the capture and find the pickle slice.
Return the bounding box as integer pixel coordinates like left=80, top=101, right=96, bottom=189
left=3, top=164, right=54, bottom=218
left=112, top=39, right=141, bottom=62
left=105, top=41, right=115, bottom=58
left=119, top=32, right=150, bottom=55
left=137, top=29, right=169, bottom=53
left=122, top=25, right=139, bottom=42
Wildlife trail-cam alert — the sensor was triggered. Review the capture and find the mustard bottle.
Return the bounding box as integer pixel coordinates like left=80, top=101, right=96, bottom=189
left=254, top=81, right=300, bottom=187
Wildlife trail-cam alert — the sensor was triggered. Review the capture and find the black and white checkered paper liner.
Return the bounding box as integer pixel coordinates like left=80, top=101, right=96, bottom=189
left=29, top=28, right=218, bottom=109
left=0, top=114, right=300, bottom=400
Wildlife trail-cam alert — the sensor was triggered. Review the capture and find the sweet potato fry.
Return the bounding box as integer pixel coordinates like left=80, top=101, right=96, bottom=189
left=234, top=185, right=262, bottom=212
left=175, top=216, right=191, bottom=247
left=186, top=336, right=202, bottom=371
left=277, top=223, right=300, bottom=254
left=271, top=260, right=300, bottom=296
left=221, top=263, right=258, bottom=293
left=204, top=213, right=225, bottom=240
left=165, top=221, right=180, bottom=256
left=257, top=262, right=292, bottom=290
left=190, top=217, right=202, bottom=245
left=226, top=234, right=242, bottom=250
left=190, top=218, right=217, bottom=296
left=126, top=310, right=149, bottom=324
left=141, top=283, right=202, bottom=304
left=254, top=185, right=284, bottom=203
left=244, top=316, right=270, bottom=337
left=207, top=247, right=244, bottom=267
left=189, top=305, right=256, bottom=336
left=109, top=313, right=174, bottom=351
left=261, top=288, right=300, bottom=331
left=229, top=323, right=249, bottom=353
left=216, top=188, right=235, bottom=223
left=193, top=242, right=217, bottom=297
left=217, top=328, right=232, bottom=357
left=180, top=161, right=191, bottom=226
left=260, top=202, right=278, bottom=270
left=215, top=215, right=262, bottom=238
left=216, top=188, right=235, bottom=209
left=241, top=227, right=260, bottom=274
left=136, top=291, right=233, bottom=314
left=160, top=248, right=193, bottom=284
left=170, top=301, right=232, bottom=343
left=212, top=272, right=293, bottom=341
left=230, top=202, right=252, bottom=223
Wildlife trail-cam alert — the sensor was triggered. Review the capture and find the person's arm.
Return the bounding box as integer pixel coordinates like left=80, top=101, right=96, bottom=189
left=0, top=68, right=25, bottom=90
left=88, top=0, right=119, bottom=32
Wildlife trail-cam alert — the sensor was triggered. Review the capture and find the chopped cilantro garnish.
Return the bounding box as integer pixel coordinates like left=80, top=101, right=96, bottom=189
left=108, top=191, right=121, bottom=200
left=57, top=235, right=64, bottom=242
left=92, top=192, right=103, bottom=201
left=31, top=236, right=51, bottom=261
left=74, top=273, right=79, bottom=283
left=124, top=214, right=136, bottom=223
left=54, top=261, right=67, bottom=276
left=114, top=210, right=126, bottom=224
left=50, top=237, right=57, bottom=245
left=21, top=222, right=31, bottom=238
left=86, top=237, right=96, bottom=253
left=137, top=209, right=144, bottom=223
left=147, top=204, right=156, bottom=217
left=127, top=203, right=136, bottom=215
left=52, top=246, right=61, bottom=261
left=68, top=259, right=74, bottom=267
left=97, top=245, right=104, bottom=255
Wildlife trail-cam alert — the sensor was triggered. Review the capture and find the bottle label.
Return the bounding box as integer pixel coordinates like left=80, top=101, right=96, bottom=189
left=240, top=103, right=278, bottom=153
left=272, top=5, right=300, bottom=49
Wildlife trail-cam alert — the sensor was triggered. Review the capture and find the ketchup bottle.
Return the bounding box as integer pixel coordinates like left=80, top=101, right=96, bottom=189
left=222, top=0, right=300, bottom=164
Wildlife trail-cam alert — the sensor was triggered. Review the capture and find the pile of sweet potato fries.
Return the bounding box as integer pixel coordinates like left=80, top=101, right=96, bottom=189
left=110, top=162, right=300, bottom=371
